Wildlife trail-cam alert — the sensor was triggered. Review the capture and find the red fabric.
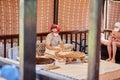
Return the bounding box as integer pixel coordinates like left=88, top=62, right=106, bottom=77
left=56, top=26, right=60, bottom=32
left=50, top=24, right=60, bottom=32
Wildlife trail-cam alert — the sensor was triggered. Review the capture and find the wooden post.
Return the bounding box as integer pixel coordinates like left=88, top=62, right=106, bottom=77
left=88, top=0, right=103, bottom=80
left=105, top=0, right=108, bottom=29
left=4, top=38, right=6, bottom=57
left=19, top=0, right=37, bottom=80
left=53, top=0, right=59, bottom=24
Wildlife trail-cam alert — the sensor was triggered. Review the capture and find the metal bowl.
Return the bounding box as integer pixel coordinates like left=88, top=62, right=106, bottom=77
left=36, top=56, right=54, bottom=64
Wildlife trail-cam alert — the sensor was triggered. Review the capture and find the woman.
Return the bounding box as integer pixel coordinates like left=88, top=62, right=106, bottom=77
left=45, top=24, right=65, bottom=61
left=106, top=22, right=120, bottom=63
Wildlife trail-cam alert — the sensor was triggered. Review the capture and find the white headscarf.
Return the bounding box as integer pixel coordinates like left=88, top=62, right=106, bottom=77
left=114, top=22, right=120, bottom=32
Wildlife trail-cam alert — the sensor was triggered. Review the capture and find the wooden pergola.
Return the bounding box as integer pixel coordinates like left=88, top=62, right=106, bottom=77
left=0, top=0, right=105, bottom=80
left=18, top=0, right=104, bottom=80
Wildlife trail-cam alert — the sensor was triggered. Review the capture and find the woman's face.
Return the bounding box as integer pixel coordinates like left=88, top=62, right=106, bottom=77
left=51, top=28, right=59, bottom=36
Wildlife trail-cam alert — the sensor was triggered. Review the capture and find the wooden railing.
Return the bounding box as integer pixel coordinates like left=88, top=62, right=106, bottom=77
left=0, top=30, right=88, bottom=57
left=103, top=29, right=112, bottom=40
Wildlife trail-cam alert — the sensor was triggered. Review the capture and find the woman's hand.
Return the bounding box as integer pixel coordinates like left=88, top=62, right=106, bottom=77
left=54, top=48, right=61, bottom=53
left=57, top=58, right=65, bottom=62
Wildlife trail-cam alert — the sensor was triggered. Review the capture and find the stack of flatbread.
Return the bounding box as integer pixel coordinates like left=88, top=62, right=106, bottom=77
left=55, top=51, right=88, bottom=63
left=41, top=65, right=60, bottom=70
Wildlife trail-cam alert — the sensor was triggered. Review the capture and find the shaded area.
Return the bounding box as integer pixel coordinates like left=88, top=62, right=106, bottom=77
left=101, top=45, right=120, bottom=64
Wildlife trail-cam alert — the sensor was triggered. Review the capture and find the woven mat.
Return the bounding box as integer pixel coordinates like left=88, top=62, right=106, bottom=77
left=45, top=60, right=120, bottom=80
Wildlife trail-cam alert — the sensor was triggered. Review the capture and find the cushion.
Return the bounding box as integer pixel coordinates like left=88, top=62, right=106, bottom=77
left=36, top=42, right=46, bottom=56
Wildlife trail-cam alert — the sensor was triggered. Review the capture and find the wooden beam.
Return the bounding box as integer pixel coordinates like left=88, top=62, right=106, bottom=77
left=88, top=0, right=103, bottom=80
left=19, top=0, right=37, bottom=80
left=53, top=0, right=59, bottom=24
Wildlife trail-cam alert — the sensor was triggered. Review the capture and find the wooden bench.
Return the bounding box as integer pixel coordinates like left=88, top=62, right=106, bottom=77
left=0, top=30, right=88, bottom=58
